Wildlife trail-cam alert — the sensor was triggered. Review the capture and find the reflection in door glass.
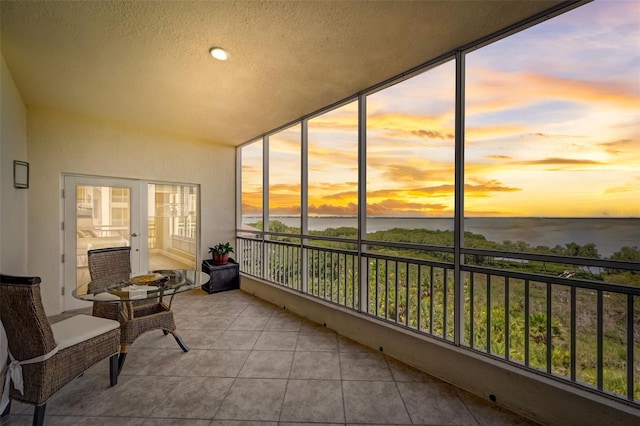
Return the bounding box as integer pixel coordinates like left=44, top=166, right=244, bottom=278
left=148, top=184, right=198, bottom=270
left=76, top=185, right=130, bottom=286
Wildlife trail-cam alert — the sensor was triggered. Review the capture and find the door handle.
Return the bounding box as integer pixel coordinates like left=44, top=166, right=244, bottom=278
left=130, top=233, right=138, bottom=237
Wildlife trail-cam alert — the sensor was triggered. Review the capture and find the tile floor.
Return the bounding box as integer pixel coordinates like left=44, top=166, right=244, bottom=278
left=2, top=289, right=539, bottom=425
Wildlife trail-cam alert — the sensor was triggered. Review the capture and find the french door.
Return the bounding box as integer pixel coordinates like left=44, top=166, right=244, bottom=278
left=63, top=176, right=199, bottom=311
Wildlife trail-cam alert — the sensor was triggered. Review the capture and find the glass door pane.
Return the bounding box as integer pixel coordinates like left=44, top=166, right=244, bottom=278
left=75, top=184, right=131, bottom=286
left=147, top=183, right=198, bottom=270
left=64, top=175, right=140, bottom=311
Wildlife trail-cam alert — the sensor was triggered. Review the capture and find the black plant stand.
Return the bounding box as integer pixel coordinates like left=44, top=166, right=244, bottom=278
left=201, top=258, right=239, bottom=294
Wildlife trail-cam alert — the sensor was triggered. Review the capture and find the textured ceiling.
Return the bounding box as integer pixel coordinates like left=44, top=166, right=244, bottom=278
left=1, top=0, right=564, bottom=146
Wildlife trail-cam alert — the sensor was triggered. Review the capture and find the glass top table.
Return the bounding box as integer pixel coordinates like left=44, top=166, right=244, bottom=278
left=73, top=269, right=209, bottom=373
left=73, top=269, right=210, bottom=302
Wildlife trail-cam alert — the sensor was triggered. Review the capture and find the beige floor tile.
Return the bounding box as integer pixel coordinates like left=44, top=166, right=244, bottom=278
left=40, top=416, right=146, bottom=425
left=133, top=330, right=190, bottom=349
left=337, top=336, right=375, bottom=353
left=171, top=303, right=214, bottom=316
left=45, top=374, right=120, bottom=416
left=227, top=315, right=270, bottom=331
left=457, top=390, right=541, bottom=426
left=264, top=313, right=302, bottom=331
left=385, top=356, right=441, bottom=383
left=121, top=348, right=203, bottom=376
left=215, top=378, right=287, bottom=421
left=175, top=314, right=234, bottom=330
left=299, top=318, right=335, bottom=333
left=149, top=376, right=234, bottom=419
left=342, top=381, right=411, bottom=424
left=206, top=304, right=247, bottom=318
left=210, top=330, right=261, bottom=350
left=396, top=382, right=478, bottom=425
left=253, top=331, right=299, bottom=350
left=96, top=376, right=181, bottom=417
left=187, top=349, right=250, bottom=377
left=0, top=413, right=34, bottom=425
left=339, top=351, right=393, bottom=381
left=280, top=379, right=345, bottom=423
left=295, top=331, right=338, bottom=351
left=142, top=419, right=211, bottom=425
left=280, top=423, right=343, bottom=426
left=1, top=400, right=31, bottom=415
left=178, top=329, right=225, bottom=349
left=238, top=350, right=294, bottom=378
left=239, top=304, right=277, bottom=317
left=290, top=351, right=341, bottom=380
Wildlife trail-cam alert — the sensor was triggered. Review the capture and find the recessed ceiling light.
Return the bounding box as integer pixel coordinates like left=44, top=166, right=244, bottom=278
left=209, top=47, right=228, bottom=61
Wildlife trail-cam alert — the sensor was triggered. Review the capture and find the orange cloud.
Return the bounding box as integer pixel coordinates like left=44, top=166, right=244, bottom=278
left=467, top=69, right=640, bottom=116
left=464, top=181, right=521, bottom=197
left=309, top=203, right=359, bottom=215
left=367, top=185, right=452, bottom=199
left=366, top=160, right=454, bottom=185
left=379, top=164, right=445, bottom=183
left=367, top=199, right=450, bottom=216
left=324, top=190, right=358, bottom=200
left=241, top=201, right=261, bottom=214
left=309, top=182, right=358, bottom=193
left=269, top=206, right=301, bottom=215
left=383, top=129, right=454, bottom=141
left=514, top=157, right=604, bottom=166
left=510, top=158, right=606, bottom=171
left=377, top=199, right=447, bottom=210
left=604, top=178, right=640, bottom=194
left=523, top=73, right=640, bottom=109
left=465, top=124, right=528, bottom=142
left=367, top=112, right=454, bottom=144
left=598, top=139, right=639, bottom=155
left=269, top=183, right=301, bottom=193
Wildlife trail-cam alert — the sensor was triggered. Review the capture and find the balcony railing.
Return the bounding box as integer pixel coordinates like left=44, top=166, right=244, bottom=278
left=236, top=233, right=640, bottom=406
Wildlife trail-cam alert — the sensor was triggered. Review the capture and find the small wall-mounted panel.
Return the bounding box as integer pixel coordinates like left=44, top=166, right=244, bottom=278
left=13, top=160, right=29, bottom=189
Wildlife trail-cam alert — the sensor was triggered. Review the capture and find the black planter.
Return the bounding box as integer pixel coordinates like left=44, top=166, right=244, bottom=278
left=201, top=258, right=239, bottom=294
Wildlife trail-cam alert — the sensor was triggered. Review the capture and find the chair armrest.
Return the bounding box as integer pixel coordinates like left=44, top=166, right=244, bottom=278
left=50, top=314, right=120, bottom=350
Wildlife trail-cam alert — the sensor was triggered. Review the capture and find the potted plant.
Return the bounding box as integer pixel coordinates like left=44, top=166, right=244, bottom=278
left=208, top=242, right=234, bottom=265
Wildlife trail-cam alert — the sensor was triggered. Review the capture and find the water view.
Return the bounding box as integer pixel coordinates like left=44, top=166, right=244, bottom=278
left=244, top=216, right=639, bottom=258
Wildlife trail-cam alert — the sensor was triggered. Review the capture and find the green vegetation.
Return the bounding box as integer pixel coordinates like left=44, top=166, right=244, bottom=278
left=247, top=220, right=640, bottom=400
left=251, top=220, right=640, bottom=284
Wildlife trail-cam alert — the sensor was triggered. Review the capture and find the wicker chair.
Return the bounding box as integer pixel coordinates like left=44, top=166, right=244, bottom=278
left=87, top=247, right=188, bottom=371
left=0, top=274, right=120, bottom=426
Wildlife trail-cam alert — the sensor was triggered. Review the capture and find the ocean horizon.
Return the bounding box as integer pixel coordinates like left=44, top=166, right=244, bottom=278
left=243, top=216, right=640, bottom=258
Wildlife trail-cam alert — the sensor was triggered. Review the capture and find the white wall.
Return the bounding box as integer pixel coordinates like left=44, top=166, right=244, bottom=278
left=27, top=107, right=236, bottom=314
left=0, top=54, right=28, bottom=275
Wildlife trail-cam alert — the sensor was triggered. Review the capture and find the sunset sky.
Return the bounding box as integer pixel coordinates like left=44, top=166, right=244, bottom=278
left=242, top=0, right=640, bottom=219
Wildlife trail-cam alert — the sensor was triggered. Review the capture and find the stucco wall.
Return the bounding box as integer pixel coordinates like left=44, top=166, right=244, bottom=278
left=27, top=107, right=235, bottom=314
left=0, top=54, right=28, bottom=275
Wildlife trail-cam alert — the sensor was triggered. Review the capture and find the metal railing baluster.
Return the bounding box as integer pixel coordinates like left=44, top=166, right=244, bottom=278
left=571, top=286, right=576, bottom=382
left=429, top=266, right=434, bottom=335
left=627, top=294, right=634, bottom=401
left=525, top=279, right=530, bottom=367
left=487, top=274, right=491, bottom=353
left=505, top=277, right=510, bottom=360
left=597, top=290, right=603, bottom=391
left=547, top=282, right=552, bottom=374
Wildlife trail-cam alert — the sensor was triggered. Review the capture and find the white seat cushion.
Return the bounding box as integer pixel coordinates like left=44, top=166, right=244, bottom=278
left=50, top=314, right=120, bottom=350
